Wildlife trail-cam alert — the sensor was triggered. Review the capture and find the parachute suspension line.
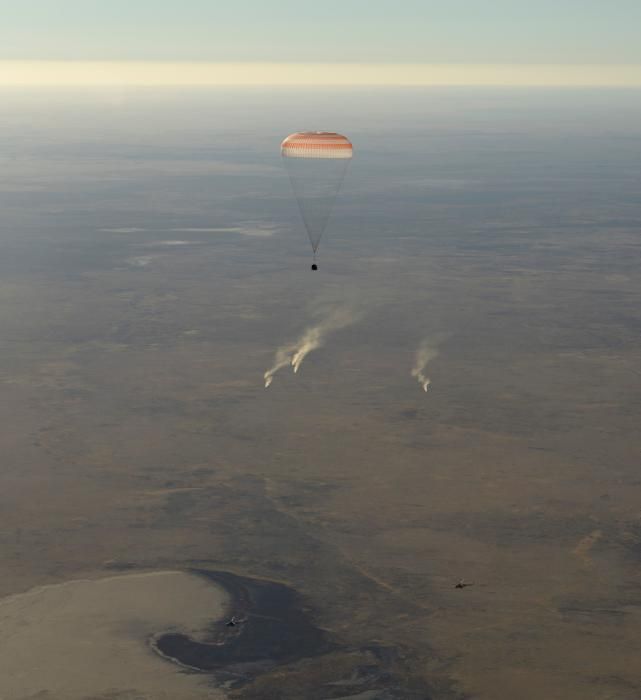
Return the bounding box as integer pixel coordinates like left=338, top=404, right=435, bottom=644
left=281, top=131, right=352, bottom=262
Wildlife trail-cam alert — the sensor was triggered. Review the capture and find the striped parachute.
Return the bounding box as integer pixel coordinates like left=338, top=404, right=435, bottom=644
left=281, top=132, right=352, bottom=267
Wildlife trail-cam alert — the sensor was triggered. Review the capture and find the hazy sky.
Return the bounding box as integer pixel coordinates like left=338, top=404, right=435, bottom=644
left=2, top=0, right=641, bottom=64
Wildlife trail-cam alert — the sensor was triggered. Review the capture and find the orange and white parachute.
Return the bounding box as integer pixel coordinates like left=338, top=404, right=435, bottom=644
left=281, top=132, right=352, bottom=259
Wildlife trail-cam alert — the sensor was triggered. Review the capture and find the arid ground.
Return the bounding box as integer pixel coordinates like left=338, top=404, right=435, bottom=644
left=1, top=88, right=641, bottom=699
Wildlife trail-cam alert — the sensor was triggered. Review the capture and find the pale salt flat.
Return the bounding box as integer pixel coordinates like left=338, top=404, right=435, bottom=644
left=0, top=570, right=227, bottom=700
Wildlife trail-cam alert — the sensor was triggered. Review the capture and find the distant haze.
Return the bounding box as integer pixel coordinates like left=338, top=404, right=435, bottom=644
left=2, top=62, right=641, bottom=87
left=3, top=1, right=641, bottom=62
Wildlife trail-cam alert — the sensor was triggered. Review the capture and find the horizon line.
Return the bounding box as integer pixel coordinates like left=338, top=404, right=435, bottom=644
left=1, top=62, right=641, bottom=87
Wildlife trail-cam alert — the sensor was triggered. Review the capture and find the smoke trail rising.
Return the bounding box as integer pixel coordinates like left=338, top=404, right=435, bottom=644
left=412, top=340, right=440, bottom=392
left=264, top=307, right=358, bottom=388
left=264, top=346, right=294, bottom=388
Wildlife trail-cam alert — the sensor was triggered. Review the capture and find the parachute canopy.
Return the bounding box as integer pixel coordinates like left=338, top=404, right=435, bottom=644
left=281, top=132, right=352, bottom=256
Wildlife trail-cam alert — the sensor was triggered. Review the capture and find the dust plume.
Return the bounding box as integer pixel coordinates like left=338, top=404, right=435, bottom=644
left=264, top=307, right=359, bottom=387
left=412, top=339, right=441, bottom=392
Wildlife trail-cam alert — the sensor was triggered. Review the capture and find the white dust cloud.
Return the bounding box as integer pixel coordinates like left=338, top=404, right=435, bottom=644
left=264, top=307, right=359, bottom=388
left=412, top=339, right=441, bottom=392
